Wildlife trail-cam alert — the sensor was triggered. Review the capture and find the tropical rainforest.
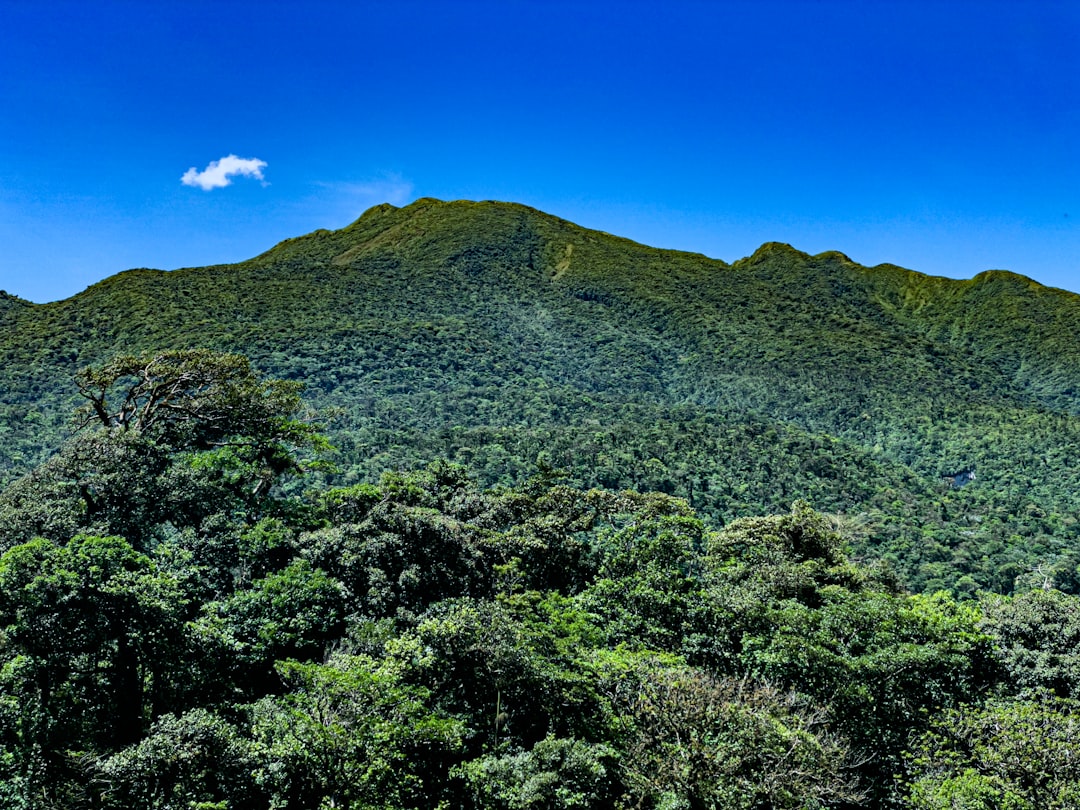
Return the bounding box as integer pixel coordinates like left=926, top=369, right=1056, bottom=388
left=0, top=199, right=1079, bottom=808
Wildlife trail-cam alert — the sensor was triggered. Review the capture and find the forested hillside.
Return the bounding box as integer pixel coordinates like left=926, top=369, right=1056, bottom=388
left=1, top=350, right=1079, bottom=808
left=3, top=201, right=1080, bottom=805
left=2, top=198, right=1080, bottom=596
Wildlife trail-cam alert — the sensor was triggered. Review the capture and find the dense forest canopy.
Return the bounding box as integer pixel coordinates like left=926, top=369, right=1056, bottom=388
left=0, top=350, right=1078, bottom=808
left=2, top=200, right=1080, bottom=806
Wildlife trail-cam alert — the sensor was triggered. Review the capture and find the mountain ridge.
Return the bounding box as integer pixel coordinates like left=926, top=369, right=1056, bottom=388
left=5, top=198, right=1077, bottom=423
left=2, top=198, right=1079, bottom=594
left=13, top=199, right=1066, bottom=305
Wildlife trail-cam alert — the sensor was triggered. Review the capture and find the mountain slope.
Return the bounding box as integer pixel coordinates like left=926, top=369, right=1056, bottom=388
left=2, top=198, right=1079, bottom=593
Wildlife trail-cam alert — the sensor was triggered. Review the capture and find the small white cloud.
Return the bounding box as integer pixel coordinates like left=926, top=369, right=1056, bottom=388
left=181, top=154, right=267, bottom=190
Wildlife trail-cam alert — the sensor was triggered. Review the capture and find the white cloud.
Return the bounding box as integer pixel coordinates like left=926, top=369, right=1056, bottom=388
left=181, top=154, right=267, bottom=190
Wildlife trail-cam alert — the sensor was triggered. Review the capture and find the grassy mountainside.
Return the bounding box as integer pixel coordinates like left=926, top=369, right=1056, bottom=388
left=2, top=198, right=1079, bottom=593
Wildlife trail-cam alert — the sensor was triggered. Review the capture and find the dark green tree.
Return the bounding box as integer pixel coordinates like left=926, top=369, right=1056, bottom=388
left=0, top=349, right=325, bottom=553
left=591, top=650, right=863, bottom=809
left=0, top=535, right=187, bottom=802
left=248, top=655, right=464, bottom=809
left=94, top=709, right=263, bottom=810
left=981, top=588, right=1080, bottom=698
left=902, top=697, right=1080, bottom=809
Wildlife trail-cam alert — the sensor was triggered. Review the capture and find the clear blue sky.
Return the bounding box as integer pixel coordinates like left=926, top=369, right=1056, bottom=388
left=1, top=0, right=1077, bottom=303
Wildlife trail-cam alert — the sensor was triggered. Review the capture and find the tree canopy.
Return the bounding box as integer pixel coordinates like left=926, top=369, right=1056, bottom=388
left=0, top=350, right=1076, bottom=807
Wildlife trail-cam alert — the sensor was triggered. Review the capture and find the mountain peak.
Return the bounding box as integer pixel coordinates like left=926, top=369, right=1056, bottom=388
left=971, top=269, right=1042, bottom=290
left=813, top=250, right=855, bottom=264
left=738, top=242, right=811, bottom=266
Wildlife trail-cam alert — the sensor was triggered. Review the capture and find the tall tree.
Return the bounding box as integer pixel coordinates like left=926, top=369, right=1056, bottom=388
left=0, top=350, right=326, bottom=551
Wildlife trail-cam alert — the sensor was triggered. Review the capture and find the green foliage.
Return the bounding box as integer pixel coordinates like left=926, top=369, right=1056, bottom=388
left=389, top=594, right=604, bottom=751
left=0, top=350, right=323, bottom=555
left=701, top=503, right=995, bottom=800
left=0, top=198, right=1065, bottom=810
left=980, top=588, right=1080, bottom=698
left=0, top=430, right=172, bottom=550
left=591, top=651, right=863, bottom=809
left=3, top=199, right=1080, bottom=594
left=706, top=500, right=875, bottom=604
left=95, top=709, right=261, bottom=810
left=577, top=508, right=708, bottom=653
left=456, top=736, right=618, bottom=809
left=0, top=534, right=189, bottom=801
left=73, top=349, right=316, bottom=451
left=298, top=466, right=493, bottom=621
left=902, top=698, right=1080, bottom=809
left=194, top=560, right=349, bottom=694
left=248, top=655, right=464, bottom=810
left=0, top=434, right=1048, bottom=808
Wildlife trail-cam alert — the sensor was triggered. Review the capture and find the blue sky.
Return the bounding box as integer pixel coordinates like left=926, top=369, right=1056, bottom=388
left=1, top=0, right=1077, bottom=302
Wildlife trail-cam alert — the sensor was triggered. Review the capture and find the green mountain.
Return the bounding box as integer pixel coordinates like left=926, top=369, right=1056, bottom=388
left=2, top=198, right=1079, bottom=593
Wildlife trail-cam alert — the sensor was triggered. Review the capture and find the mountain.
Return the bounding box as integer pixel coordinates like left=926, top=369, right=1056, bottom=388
left=2, top=198, right=1079, bottom=594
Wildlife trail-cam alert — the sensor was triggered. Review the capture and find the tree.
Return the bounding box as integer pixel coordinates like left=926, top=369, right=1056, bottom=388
left=94, top=709, right=263, bottom=810
left=575, top=510, right=710, bottom=654
left=74, top=348, right=327, bottom=499
left=591, top=650, right=863, bottom=809
left=705, top=502, right=994, bottom=801
left=74, top=349, right=315, bottom=452
left=455, top=735, right=618, bottom=810
left=903, top=698, right=1080, bottom=809
left=193, top=560, right=349, bottom=699
left=0, top=350, right=326, bottom=551
left=248, top=655, right=464, bottom=809
left=980, top=588, right=1080, bottom=699
left=0, top=535, right=189, bottom=802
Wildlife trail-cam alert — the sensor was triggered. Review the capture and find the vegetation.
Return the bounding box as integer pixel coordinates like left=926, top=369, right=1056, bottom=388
left=2, top=201, right=1080, bottom=805
left=2, top=200, right=1079, bottom=595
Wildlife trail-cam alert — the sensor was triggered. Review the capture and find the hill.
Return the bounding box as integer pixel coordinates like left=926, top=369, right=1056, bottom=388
left=2, top=198, right=1079, bottom=593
